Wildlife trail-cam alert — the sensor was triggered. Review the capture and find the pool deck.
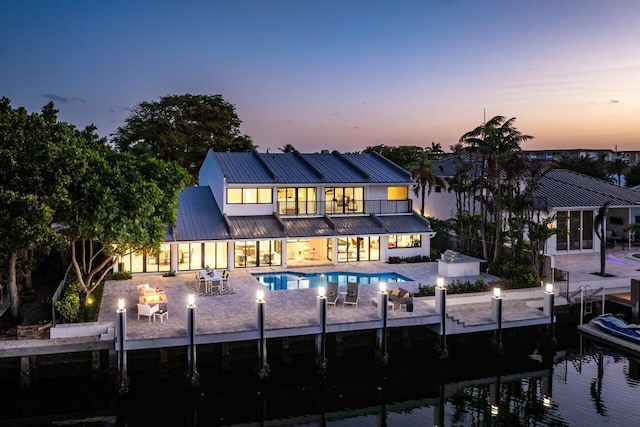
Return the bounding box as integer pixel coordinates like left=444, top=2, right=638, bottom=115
left=90, top=262, right=555, bottom=349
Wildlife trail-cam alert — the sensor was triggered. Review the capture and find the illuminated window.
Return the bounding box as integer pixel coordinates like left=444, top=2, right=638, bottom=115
left=387, top=186, right=408, bottom=200
left=227, top=188, right=273, bottom=204
left=388, top=235, right=422, bottom=249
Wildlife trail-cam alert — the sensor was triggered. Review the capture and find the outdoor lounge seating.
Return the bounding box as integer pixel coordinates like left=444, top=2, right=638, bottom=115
left=326, top=281, right=339, bottom=306
left=137, top=303, right=159, bottom=321
left=389, top=288, right=413, bottom=310
left=343, top=282, right=359, bottom=308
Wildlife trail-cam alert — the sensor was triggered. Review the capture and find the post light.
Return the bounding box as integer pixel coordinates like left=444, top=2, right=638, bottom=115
left=493, top=287, right=501, bottom=298
left=118, top=298, right=125, bottom=311
left=436, top=277, right=445, bottom=288
left=256, top=289, right=264, bottom=303
left=543, top=396, right=552, bottom=408
left=187, top=293, right=195, bottom=307
left=379, top=282, right=387, bottom=293
left=545, top=283, right=554, bottom=294
left=318, top=286, right=325, bottom=298
left=491, top=404, right=499, bottom=417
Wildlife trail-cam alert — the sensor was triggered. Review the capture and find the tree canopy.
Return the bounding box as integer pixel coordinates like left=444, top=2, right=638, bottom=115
left=112, top=94, right=255, bottom=181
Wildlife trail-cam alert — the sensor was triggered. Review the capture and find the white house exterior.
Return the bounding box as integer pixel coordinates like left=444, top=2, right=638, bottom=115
left=118, top=150, right=435, bottom=274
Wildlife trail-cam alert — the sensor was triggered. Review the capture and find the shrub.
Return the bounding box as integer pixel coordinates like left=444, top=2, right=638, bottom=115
left=488, top=260, right=540, bottom=289
left=54, top=280, right=83, bottom=322
left=417, top=279, right=491, bottom=296
left=105, top=271, right=132, bottom=281
left=388, top=255, right=430, bottom=264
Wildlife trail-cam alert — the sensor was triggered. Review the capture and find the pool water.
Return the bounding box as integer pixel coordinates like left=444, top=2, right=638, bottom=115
left=253, top=271, right=411, bottom=291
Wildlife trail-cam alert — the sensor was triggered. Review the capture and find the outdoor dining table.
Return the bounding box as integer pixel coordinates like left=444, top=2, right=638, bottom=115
left=199, top=269, right=223, bottom=295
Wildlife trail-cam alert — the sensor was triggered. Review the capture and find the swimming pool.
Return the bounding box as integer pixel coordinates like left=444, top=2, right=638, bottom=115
left=253, top=271, right=411, bottom=291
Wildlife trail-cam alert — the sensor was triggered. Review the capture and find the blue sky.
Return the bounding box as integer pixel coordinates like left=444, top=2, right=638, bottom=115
left=1, top=0, right=639, bottom=153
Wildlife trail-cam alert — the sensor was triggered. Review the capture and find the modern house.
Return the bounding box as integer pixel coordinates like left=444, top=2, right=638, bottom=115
left=422, top=157, right=640, bottom=257
left=118, top=150, right=435, bottom=274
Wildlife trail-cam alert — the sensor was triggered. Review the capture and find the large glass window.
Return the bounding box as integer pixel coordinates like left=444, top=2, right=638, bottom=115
left=326, top=187, right=364, bottom=214
left=337, top=236, right=380, bottom=262
left=178, top=242, right=228, bottom=271
left=388, top=235, right=422, bottom=249
left=119, top=244, right=171, bottom=273
left=277, top=187, right=317, bottom=215
left=556, top=210, right=593, bottom=251
left=235, top=240, right=282, bottom=268
left=227, top=188, right=272, bottom=204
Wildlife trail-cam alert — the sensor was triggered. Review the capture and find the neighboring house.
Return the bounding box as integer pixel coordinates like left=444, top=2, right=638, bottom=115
left=535, top=169, right=640, bottom=255
left=118, top=150, right=435, bottom=273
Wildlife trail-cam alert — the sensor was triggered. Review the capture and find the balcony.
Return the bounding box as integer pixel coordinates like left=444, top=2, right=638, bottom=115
left=277, top=199, right=412, bottom=216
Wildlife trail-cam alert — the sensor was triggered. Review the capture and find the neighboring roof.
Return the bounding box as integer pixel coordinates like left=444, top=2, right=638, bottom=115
left=168, top=186, right=231, bottom=241
left=377, top=212, right=434, bottom=234
left=225, top=215, right=287, bottom=239
left=281, top=217, right=338, bottom=237
left=211, top=150, right=412, bottom=185
left=535, top=169, right=640, bottom=210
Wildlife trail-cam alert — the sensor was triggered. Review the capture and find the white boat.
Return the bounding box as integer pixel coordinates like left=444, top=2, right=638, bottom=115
left=590, top=313, right=640, bottom=344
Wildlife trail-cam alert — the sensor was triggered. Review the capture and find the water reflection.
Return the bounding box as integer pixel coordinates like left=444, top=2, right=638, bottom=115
left=1, top=336, right=640, bottom=426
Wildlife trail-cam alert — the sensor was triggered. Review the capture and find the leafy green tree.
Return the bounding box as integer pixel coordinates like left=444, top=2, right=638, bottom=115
left=60, top=150, right=191, bottom=305
left=0, top=98, right=74, bottom=317
left=554, top=154, right=609, bottom=181
left=625, top=164, right=640, bottom=187
left=363, top=144, right=424, bottom=170
left=112, top=94, right=255, bottom=181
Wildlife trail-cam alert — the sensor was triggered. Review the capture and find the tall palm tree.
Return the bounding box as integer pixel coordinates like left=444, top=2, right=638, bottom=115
left=608, top=158, right=629, bottom=186
left=459, top=116, right=533, bottom=261
left=411, top=152, right=444, bottom=217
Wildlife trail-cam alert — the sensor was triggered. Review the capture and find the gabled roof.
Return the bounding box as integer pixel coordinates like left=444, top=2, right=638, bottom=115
left=211, top=150, right=412, bottom=185
left=535, top=169, right=640, bottom=209
left=226, top=215, right=287, bottom=239
left=168, top=186, right=231, bottom=241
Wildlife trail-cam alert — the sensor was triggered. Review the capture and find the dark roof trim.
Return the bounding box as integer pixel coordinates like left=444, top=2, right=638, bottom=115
left=369, top=213, right=385, bottom=229
left=294, top=150, right=325, bottom=181
left=252, top=150, right=279, bottom=182
left=323, top=214, right=337, bottom=230
left=332, top=151, right=370, bottom=180
left=370, top=150, right=412, bottom=179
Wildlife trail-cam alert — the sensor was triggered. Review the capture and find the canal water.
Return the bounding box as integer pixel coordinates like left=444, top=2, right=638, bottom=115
left=1, top=327, right=639, bottom=426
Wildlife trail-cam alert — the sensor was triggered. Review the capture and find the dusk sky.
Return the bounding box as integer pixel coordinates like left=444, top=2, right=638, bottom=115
left=2, top=0, right=639, bottom=153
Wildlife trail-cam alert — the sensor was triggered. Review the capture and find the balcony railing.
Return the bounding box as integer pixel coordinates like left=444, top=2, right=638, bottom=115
left=277, top=199, right=413, bottom=216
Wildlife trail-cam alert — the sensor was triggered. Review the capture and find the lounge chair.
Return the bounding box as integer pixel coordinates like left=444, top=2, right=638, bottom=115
left=137, top=303, right=159, bottom=322
left=326, top=281, right=339, bottom=306
left=343, top=282, right=359, bottom=308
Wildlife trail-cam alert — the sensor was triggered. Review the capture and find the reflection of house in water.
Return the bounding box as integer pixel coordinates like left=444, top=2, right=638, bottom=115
left=117, top=150, right=435, bottom=274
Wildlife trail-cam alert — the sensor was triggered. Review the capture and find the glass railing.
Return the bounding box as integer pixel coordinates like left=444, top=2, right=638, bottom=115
left=277, top=199, right=412, bottom=216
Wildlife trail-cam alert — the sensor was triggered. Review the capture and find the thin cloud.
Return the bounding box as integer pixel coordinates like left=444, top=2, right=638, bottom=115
left=43, top=93, right=85, bottom=104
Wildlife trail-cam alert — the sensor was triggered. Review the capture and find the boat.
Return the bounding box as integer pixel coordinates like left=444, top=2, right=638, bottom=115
left=590, top=313, right=640, bottom=344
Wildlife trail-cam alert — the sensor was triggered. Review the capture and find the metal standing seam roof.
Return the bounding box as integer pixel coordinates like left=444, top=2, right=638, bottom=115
left=257, top=153, right=320, bottom=183
left=280, top=217, right=338, bottom=237
left=212, top=152, right=276, bottom=184
left=376, top=212, right=434, bottom=234
left=535, top=169, right=640, bottom=209
left=168, top=186, right=231, bottom=242
left=343, top=152, right=412, bottom=183
left=225, top=215, right=287, bottom=239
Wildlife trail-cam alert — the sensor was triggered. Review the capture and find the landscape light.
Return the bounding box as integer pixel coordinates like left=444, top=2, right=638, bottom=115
left=493, top=287, right=501, bottom=298
left=545, top=283, right=554, bottom=294
left=379, top=282, right=387, bottom=293
left=256, top=289, right=264, bottom=303
left=318, top=286, right=325, bottom=298
left=118, top=298, right=125, bottom=311
left=187, top=294, right=195, bottom=307
left=543, top=395, right=552, bottom=408
left=491, top=404, right=499, bottom=417
left=436, top=277, right=445, bottom=288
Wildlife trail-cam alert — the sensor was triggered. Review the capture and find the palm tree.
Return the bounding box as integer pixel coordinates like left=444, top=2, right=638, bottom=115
left=608, top=158, right=629, bottom=186
left=459, top=116, right=533, bottom=262
left=411, top=152, right=444, bottom=217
